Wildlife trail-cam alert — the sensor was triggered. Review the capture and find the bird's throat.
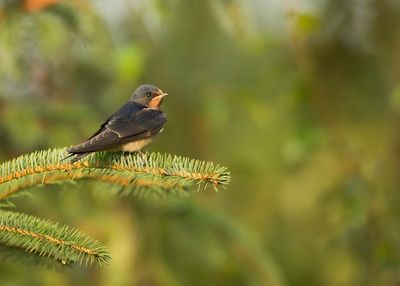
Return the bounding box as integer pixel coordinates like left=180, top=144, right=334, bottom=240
left=148, top=95, right=165, bottom=108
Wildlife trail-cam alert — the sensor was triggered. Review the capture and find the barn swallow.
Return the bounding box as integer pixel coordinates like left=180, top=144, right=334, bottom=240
left=65, top=84, right=167, bottom=163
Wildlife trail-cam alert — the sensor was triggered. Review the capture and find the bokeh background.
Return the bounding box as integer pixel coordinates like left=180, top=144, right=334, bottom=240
left=1, top=0, right=400, bottom=285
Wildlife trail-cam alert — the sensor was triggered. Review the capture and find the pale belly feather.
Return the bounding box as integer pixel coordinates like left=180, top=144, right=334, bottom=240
left=120, top=138, right=153, bottom=152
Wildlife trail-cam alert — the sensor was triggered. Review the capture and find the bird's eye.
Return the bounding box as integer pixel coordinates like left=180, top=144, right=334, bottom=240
left=145, top=92, right=152, bottom=98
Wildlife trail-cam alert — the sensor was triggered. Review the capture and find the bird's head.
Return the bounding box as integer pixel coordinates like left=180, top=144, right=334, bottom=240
left=130, top=84, right=167, bottom=108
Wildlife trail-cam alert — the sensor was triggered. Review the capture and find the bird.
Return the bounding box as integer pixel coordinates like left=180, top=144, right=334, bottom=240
left=65, top=84, right=167, bottom=163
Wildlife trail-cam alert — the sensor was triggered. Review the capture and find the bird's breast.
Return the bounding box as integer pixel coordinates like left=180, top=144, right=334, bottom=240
left=120, top=138, right=153, bottom=152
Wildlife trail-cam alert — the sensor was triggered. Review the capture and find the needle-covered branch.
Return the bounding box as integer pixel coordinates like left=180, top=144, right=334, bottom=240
left=0, top=210, right=110, bottom=266
left=0, top=148, right=231, bottom=204
left=0, top=148, right=230, bottom=267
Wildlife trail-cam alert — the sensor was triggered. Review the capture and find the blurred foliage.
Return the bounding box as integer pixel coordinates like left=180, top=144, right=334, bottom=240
left=0, top=0, right=400, bottom=285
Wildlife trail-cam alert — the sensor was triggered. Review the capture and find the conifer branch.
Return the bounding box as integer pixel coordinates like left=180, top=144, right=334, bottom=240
left=0, top=210, right=110, bottom=266
left=0, top=148, right=231, bottom=203
left=0, top=148, right=230, bottom=267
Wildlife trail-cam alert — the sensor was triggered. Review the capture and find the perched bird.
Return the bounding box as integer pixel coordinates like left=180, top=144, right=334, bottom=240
left=66, top=84, right=167, bottom=163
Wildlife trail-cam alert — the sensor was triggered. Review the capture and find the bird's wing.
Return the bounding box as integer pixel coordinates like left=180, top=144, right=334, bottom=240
left=106, top=108, right=166, bottom=137
left=67, top=108, right=166, bottom=153
left=83, top=101, right=141, bottom=141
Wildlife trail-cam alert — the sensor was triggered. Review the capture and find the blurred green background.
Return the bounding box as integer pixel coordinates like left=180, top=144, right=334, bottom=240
left=1, top=0, right=400, bottom=285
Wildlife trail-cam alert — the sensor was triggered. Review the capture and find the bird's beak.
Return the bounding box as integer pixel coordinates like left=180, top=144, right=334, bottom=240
left=148, top=92, right=167, bottom=108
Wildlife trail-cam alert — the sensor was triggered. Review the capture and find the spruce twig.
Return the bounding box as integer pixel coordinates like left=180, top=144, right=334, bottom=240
left=0, top=148, right=231, bottom=204
left=0, top=210, right=110, bottom=266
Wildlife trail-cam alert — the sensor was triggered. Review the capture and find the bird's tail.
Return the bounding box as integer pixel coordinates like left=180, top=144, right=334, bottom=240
left=62, top=152, right=90, bottom=163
